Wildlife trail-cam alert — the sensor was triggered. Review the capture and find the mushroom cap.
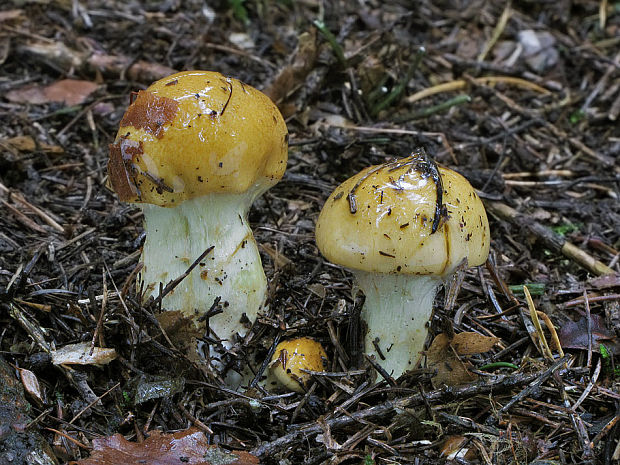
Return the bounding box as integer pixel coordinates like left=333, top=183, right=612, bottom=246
left=270, top=337, right=328, bottom=392
left=108, top=71, right=288, bottom=206
left=315, top=154, right=490, bottom=276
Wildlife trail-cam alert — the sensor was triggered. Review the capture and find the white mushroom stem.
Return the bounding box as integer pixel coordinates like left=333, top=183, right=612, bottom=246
left=354, top=271, right=441, bottom=379
left=138, top=183, right=269, bottom=352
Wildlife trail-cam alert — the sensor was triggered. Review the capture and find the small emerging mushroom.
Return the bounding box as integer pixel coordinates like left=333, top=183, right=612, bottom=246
left=315, top=151, right=489, bottom=379
left=107, top=71, right=288, bottom=365
left=269, top=337, right=328, bottom=392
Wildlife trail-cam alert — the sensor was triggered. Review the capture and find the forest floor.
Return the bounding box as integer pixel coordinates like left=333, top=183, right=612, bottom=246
left=0, top=1, right=619, bottom=464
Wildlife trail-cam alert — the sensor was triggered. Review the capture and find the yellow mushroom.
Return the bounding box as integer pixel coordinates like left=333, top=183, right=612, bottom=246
left=315, top=151, right=489, bottom=379
left=269, top=338, right=328, bottom=392
left=107, top=71, right=288, bottom=370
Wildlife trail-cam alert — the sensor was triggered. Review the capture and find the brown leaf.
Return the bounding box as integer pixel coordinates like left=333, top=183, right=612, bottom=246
left=263, top=30, right=318, bottom=105
left=1, top=135, right=64, bottom=154
left=260, top=243, right=293, bottom=270
left=156, top=310, right=203, bottom=356
left=6, top=79, right=98, bottom=106
left=4, top=135, right=36, bottom=151
left=5, top=84, right=47, bottom=104
left=426, top=333, right=477, bottom=387
left=426, top=333, right=451, bottom=357
left=452, top=332, right=500, bottom=355
left=107, top=140, right=140, bottom=202
left=17, top=367, right=44, bottom=405
left=440, top=435, right=477, bottom=460
left=70, top=428, right=259, bottom=465
left=558, top=314, right=619, bottom=355
left=43, top=79, right=99, bottom=106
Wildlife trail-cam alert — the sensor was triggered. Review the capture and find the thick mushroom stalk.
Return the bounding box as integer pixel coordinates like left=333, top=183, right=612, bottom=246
left=107, top=71, right=288, bottom=364
left=140, top=183, right=269, bottom=347
left=355, top=272, right=440, bottom=377
left=316, top=151, right=489, bottom=380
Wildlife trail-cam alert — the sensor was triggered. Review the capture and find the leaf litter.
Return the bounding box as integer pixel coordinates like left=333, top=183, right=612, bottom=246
left=0, top=1, right=619, bottom=464
left=69, top=428, right=258, bottom=465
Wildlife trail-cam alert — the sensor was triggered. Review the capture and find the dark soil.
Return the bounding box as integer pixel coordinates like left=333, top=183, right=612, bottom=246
left=1, top=1, right=619, bottom=464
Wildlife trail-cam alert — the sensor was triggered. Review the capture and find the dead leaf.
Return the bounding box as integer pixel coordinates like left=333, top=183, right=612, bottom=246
left=264, top=30, right=318, bottom=105
left=17, top=367, right=44, bottom=405
left=260, top=243, right=293, bottom=270
left=440, top=435, right=477, bottom=460
left=452, top=332, right=500, bottom=355
left=156, top=310, right=203, bottom=353
left=558, top=314, right=619, bottom=355
left=51, top=342, right=117, bottom=366
left=43, top=79, right=99, bottom=106
left=5, top=84, right=48, bottom=104
left=4, top=135, right=37, bottom=151
left=426, top=333, right=477, bottom=388
left=1, top=135, right=64, bottom=154
left=6, top=79, right=98, bottom=106
left=426, top=331, right=498, bottom=387
left=70, top=428, right=259, bottom=465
